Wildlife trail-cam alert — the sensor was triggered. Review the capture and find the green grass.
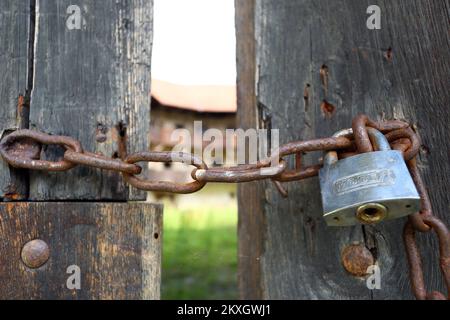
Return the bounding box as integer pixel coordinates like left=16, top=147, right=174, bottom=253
left=161, top=203, right=238, bottom=300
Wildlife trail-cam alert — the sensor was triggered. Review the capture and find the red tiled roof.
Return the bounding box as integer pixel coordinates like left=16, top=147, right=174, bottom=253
left=151, top=79, right=237, bottom=113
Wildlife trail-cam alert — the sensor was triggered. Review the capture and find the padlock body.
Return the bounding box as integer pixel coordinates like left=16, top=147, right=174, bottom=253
left=319, top=150, right=420, bottom=226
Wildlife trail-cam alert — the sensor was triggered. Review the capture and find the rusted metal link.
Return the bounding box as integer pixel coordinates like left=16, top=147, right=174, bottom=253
left=193, top=136, right=354, bottom=188
left=188, top=136, right=354, bottom=186
left=64, top=150, right=142, bottom=175
left=273, top=164, right=321, bottom=182
left=273, top=151, right=321, bottom=183
left=352, top=114, right=410, bottom=153
left=385, top=128, right=421, bottom=161
left=193, top=160, right=287, bottom=183
left=0, top=129, right=82, bottom=171
left=122, top=151, right=208, bottom=194
left=276, top=136, right=354, bottom=159
left=353, top=114, right=381, bottom=153
left=270, top=136, right=353, bottom=182
left=193, top=125, right=420, bottom=187
left=403, top=216, right=450, bottom=300
left=351, top=115, right=420, bottom=162
left=406, top=159, right=433, bottom=233
left=389, top=138, right=411, bottom=153
left=338, top=138, right=417, bottom=161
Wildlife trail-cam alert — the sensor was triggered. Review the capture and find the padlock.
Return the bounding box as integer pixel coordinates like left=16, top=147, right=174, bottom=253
left=319, top=127, right=420, bottom=226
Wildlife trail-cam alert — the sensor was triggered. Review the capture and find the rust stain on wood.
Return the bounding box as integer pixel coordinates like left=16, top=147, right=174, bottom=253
left=320, top=99, right=336, bottom=117
left=320, top=64, right=329, bottom=93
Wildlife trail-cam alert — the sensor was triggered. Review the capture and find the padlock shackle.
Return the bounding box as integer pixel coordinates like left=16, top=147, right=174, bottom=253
left=324, top=128, right=390, bottom=165
left=367, top=127, right=391, bottom=151
left=324, top=129, right=353, bottom=166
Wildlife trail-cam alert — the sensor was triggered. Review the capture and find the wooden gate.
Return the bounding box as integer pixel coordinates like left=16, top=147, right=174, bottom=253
left=236, top=0, right=449, bottom=299
left=1, top=0, right=448, bottom=301
left=0, top=0, right=161, bottom=299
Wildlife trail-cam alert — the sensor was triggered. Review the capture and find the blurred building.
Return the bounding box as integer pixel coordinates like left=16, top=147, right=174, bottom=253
left=149, top=0, right=237, bottom=204
left=148, top=80, right=236, bottom=203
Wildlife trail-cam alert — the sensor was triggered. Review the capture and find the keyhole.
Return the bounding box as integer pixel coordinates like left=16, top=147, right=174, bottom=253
left=363, top=207, right=379, bottom=217
left=356, top=203, right=387, bottom=224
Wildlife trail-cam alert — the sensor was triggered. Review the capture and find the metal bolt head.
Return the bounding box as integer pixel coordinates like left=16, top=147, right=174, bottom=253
left=21, top=239, right=50, bottom=269
left=356, top=203, right=387, bottom=224
left=341, top=244, right=374, bottom=277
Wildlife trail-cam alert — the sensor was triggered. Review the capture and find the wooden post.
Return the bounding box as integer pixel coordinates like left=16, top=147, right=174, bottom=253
left=0, top=0, right=30, bottom=200
left=0, top=202, right=162, bottom=299
left=236, top=0, right=449, bottom=299
left=0, top=0, right=159, bottom=299
left=29, top=0, right=152, bottom=200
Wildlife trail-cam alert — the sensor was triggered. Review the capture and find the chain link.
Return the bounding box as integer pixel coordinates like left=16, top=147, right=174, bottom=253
left=123, top=151, right=208, bottom=194
left=0, top=114, right=448, bottom=299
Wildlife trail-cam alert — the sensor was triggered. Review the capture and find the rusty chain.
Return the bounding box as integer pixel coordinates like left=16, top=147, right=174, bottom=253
left=0, top=114, right=448, bottom=299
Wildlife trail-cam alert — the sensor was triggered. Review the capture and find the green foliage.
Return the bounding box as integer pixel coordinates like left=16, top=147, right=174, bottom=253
left=162, top=204, right=238, bottom=300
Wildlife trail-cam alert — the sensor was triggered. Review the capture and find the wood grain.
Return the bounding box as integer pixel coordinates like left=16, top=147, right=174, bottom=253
left=0, top=202, right=162, bottom=300
left=235, top=0, right=266, bottom=300
left=28, top=0, right=153, bottom=200
left=236, top=0, right=450, bottom=299
left=0, top=0, right=31, bottom=200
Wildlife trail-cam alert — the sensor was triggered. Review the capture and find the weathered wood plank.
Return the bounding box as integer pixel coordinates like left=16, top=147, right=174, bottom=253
left=0, top=202, right=162, bottom=299
left=29, top=0, right=153, bottom=200
left=235, top=0, right=265, bottom=300
left=237, top=0, right=450, bottom=299
left=0, top=0, right=31, bottom=200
